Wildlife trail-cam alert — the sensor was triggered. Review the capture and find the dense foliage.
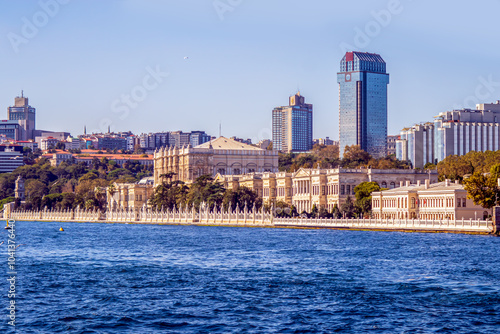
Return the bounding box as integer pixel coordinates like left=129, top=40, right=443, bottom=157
left=0, top=155, right=152, bottom=211
left=149, top=175, right=261, bottom=212
left=279, top=144, right=410, bottom=172
left=463, top=164, right=500, bottom=209
left=438, top=150, right=500, bottom=181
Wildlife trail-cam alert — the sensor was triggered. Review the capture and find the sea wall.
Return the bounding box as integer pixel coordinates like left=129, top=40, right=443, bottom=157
left=3, top=206, right=497, bottom=234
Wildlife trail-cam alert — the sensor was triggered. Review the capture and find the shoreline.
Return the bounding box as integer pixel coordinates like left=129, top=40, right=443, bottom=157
left=11, top=219, right=498, bottom=236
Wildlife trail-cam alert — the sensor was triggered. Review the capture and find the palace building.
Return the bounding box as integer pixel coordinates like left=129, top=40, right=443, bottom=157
left=218, top=167, right=438, bottom=214
left=371, top=180, right=488, bottom=220
left=154, top=137, right=279, bottom=185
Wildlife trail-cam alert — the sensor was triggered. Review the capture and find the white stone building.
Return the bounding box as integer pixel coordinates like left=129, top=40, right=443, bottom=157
left=372, top=180, right=488, bottom=220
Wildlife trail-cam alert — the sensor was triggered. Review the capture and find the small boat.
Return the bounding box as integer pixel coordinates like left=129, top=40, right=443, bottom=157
left=5, top=222, right=11, bottom=230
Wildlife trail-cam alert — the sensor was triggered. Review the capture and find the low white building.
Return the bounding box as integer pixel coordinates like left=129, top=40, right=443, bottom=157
left=372, top=180, right=489, bottom=220
left=40, top=136, right=60, bottom=150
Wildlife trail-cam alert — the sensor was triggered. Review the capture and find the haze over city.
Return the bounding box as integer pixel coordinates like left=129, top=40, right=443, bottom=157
left=1, top=0, right=500, bottom=142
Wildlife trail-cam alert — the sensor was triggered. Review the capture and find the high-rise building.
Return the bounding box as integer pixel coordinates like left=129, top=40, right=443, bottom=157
left=0, top=120, right=21, bottom=141
left=189, top=131, right=212, bottom=147
left=396, top=101, right=500, bottom=168
left=337, top=52, right=389, bottom=158
left=272, top=92, right=313, bottom=153
left=7, top=92, right=36, bottom=141
left=387, top=135, right=398, bottom=156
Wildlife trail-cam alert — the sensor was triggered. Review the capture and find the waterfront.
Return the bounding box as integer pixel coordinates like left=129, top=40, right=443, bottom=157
left=2, top=221, right=500, bottom=333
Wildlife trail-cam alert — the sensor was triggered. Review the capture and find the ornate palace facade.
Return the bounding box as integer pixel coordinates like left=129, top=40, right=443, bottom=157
left=154, top=137, right=279, bottom=185
left=217, top=168, right=438, bottom=214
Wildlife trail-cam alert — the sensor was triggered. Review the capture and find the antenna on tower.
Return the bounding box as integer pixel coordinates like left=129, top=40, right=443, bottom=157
left=219, top=122, right=221, bottom=137
left=21, top=90, right=24, bottom=98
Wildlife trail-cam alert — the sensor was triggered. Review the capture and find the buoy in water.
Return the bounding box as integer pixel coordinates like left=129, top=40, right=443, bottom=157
left=59, top=227, right=64, bottom=232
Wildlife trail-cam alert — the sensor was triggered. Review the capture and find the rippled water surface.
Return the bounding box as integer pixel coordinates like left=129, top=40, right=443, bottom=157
left=2, top=222, right=500, bottom=333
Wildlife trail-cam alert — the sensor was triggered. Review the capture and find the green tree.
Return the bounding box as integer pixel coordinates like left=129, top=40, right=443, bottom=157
left=463, top=164, right=500, bottom=209
left=332, top=204, right=341, bottom=219
left=41, top=193, right=64, bottom=210
left=310, top=204, right=319, bottom=217
left=149, top=180, right=189, bottom=211
left=185, top=175, right=225, bottom=210
left=222, top=187, right=262, bottom=212
left=340, top=196, right=356, bottom=218
left=25, top=179, right=48, bottom=210
left=342, top=145, right=372, bottom=168
left=354, top=181, right=382, bottom=217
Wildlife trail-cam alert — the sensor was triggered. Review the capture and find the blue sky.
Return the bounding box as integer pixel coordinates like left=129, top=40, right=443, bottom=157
left=1, top=0, right=499, bottom=143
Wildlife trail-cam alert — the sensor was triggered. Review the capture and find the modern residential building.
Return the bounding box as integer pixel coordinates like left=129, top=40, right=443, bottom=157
left=190, top=131, right=212, bottom=147
left=97, top=136, right=127, bottom=151
left=138, top=131, right=212, bottom=151
left=313, top=137, right=338, bottom=146
left=154, top=137, right=279, bottom=185
left=7, top=92, right=36, bottom=141
left=387, top=135, right=398, bottom=156
left=64, top=136, right=85, bottom=150
left=372, top=180, right=488, bottom=220
left=45, top=149, right=154, bottom=168
left=272, top=92, right=313, bottom=153
left=126, top=135, right=139, bottom=151
left=10, top=140, right=38, bottom=151
left=230, top=137, right=252, bottom=146
left=0, top=120, right=21, bottom=141
left=396, top=101, right=500, bottom=168
left=338, top=52, right=389, bottom=158
left=35, top=131, right=71, bottom=150
left=168, top=131, right=191, bottom=148
left=0, top=145, right=24, bottom=173
left=257, top=139, right=272, bottom=150
left=40, top=137, right=60, bottom=150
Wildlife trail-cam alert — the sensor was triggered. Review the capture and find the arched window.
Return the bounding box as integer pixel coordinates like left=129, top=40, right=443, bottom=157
left=390, top=182, right=396, bottom=189
left=381, top=182, right=387, bottom=188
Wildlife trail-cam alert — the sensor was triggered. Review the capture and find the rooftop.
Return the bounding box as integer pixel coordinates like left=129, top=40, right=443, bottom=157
left=196, top=136, right=262, bottom=151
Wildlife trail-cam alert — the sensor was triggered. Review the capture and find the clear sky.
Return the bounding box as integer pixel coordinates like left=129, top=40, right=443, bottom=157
left=1, top=0, right=499, bottom=143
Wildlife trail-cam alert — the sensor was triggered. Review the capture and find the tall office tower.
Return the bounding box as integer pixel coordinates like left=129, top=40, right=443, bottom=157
left=7, top=92, right=36, bottom=141
left=337, top=52, right=389, bottom=158
left=272, top=92, right=313, bottom=153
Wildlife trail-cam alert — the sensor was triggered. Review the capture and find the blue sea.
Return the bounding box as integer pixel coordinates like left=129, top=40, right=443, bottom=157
left=1, top=221, right=499, bottom=333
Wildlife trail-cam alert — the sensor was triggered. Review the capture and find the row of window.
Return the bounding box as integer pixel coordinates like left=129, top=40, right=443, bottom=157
left=373, top=197, right=467, bottom=209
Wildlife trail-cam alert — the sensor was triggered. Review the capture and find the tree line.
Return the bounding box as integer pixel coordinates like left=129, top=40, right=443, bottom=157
left=279, top=144, right=411, bottom=172
left=149, top=174, right=262, bottom=213
left=0, top=155, right=153, bottom=211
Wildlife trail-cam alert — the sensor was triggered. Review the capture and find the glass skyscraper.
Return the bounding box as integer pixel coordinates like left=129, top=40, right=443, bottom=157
left=272, top=92, right=313, bottom=153
left=337, top=52, right=389, bottom=158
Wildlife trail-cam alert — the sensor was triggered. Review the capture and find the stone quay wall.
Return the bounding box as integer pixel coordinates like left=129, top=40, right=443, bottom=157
left=3, top=206, right=497, bottom=235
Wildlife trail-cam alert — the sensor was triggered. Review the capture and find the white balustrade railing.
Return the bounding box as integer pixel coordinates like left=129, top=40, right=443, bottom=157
left=5, top=207, right=494, bottom=233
